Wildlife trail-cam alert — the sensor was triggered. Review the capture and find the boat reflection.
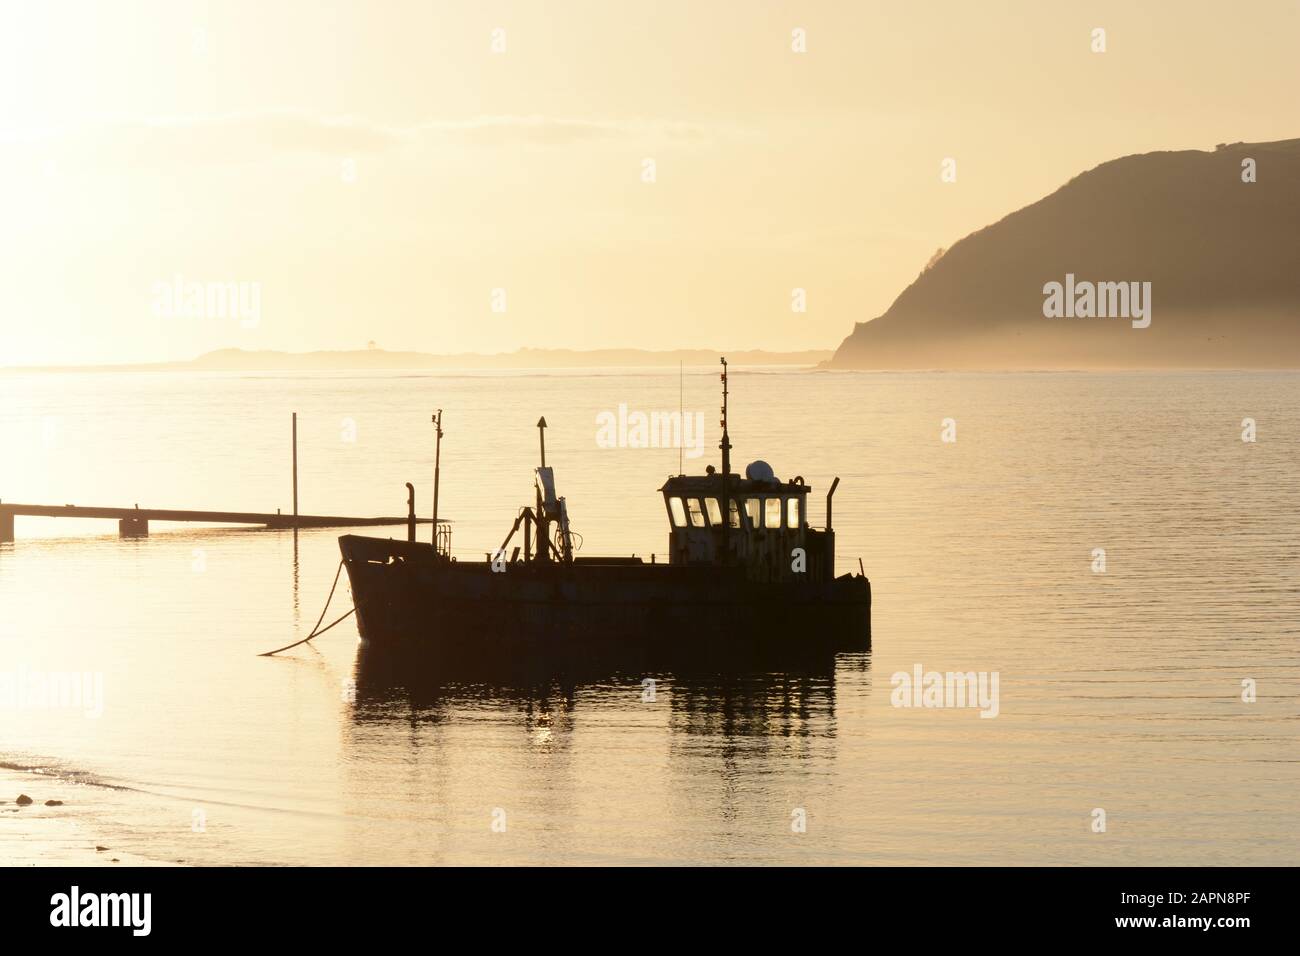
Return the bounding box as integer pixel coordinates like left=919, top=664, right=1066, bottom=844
left=344, top=638, right=871, bottom=740
left=333, top=639, right=872, bottom=859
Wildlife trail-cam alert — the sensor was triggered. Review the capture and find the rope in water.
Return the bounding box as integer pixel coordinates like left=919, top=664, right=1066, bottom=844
left=259, top=559, right=354, bottom=657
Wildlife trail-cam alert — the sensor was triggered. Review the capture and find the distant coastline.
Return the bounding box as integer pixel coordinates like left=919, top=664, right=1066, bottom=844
left=3, top=346, right=833, bottom=374
left=827, top=138, right=1300, bottom=370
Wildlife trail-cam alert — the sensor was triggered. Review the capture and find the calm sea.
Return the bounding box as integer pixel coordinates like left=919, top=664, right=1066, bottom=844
left=1, top=368, right=1297, bottom=865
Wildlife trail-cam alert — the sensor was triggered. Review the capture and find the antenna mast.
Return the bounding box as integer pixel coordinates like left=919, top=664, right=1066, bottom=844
left=719, top=357, right=731, bottom=476
left=431, top=409, right=443, bottom=549
left=719, top=357, right=731, bottom=564
left=678, top=361, right=684, bottom=476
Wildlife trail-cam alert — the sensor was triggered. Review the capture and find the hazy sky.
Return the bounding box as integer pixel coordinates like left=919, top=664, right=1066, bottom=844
left=1, top=0, right=1296, bottom=365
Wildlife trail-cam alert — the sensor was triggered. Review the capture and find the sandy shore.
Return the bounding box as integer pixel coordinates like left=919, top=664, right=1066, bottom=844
left=0, top=767, right=175, bottom=866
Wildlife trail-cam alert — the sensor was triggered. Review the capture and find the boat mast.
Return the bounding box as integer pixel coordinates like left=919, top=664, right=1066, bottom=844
left=719, top=357, right=731, bottom=564
left=536, top=417, right=549, bottom=562
left=432, top=409, right=443, bottom=549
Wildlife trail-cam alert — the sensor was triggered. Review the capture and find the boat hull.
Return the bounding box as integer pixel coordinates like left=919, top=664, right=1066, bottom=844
left=339, top=535, right=870, bottom=665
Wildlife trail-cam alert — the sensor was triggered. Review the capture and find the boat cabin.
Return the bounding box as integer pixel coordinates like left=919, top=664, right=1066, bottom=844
left=660, top=460, right=835, bottom=583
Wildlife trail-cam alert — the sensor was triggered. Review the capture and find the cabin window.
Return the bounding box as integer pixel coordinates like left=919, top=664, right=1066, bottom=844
left=687, top=497, right=707, bottom=528
left=787, top=497, right=800, bottom=529
left=728, top=498, right=742, bottom=529
left=764, top=498, right=783, bottom=529
left=705, top=497, right=723, bottom=527
left=668, top=496, right=687, bottom=527
left=744, top=498, right=761, bottom=528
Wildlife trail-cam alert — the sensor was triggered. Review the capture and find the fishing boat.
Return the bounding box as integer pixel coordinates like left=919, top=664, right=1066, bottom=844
left=338, top=359, right=870, bottom=663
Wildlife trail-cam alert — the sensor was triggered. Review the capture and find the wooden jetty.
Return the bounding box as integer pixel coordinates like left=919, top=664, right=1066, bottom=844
left=0, top=502, right=436, bottom=542
left=0, top=411, right=455, bottom=543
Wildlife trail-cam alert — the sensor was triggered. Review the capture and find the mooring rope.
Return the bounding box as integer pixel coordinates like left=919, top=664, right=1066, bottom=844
left=259, top=559, right=353, bottom=657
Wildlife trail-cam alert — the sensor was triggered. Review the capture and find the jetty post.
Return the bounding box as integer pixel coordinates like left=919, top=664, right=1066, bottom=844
left=291, top=412, right=299, bottom=529
left=119, top=505, right=148, bottom=538
left=406, top=482, right=416, bottom=542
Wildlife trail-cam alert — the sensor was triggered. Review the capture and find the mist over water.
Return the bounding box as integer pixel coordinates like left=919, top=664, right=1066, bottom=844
left=1, top=368, right=1297, bottom=865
